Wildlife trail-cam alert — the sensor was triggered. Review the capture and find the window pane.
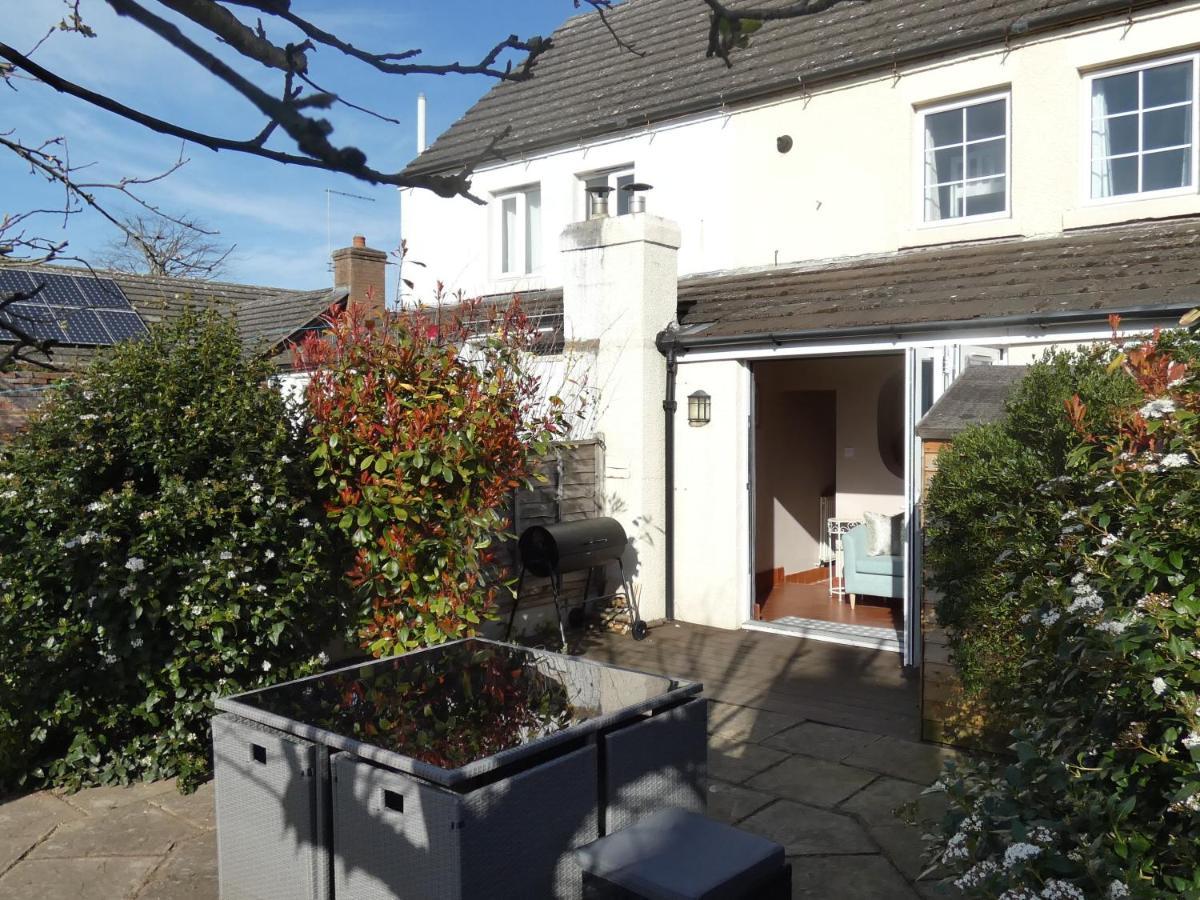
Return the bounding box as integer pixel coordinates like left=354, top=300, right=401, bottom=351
left=966, top=100, right=1006, bottom=141
left=927, top=147, right=963, bottom=184
left=1143, top=61, right=1193, bottom=108
left=963, top=177, right=1006, bottom=216
left=1142, top=147, right=1191, bottom=191
left=616, top=173, right=634, bottom=215
left=501, top=196, right=517, bottom=272
left=924, top=108, right=962, bottom=149
left=966, top=138, right=1005, bottom=179
left=1098, top=113, right=1139, bottom=157
left=925, top=184, right=963, bottom=220
left=525, top=189, right=541, bottom=273
left=1093, top=154, right=1139, bottom=197
left=1144, top=104, right=1191, bottom=150
left=1093, top=71, right=1139, bottom=115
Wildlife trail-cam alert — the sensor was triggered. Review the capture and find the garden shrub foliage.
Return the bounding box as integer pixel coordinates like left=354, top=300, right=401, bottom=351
left=930, top=321, right=1200, bottom=897
left=0, top=309, right=347, bottom=793
left=925, top=351, right=1138, bottom=721
left=296, top=298, right=571, bottom=658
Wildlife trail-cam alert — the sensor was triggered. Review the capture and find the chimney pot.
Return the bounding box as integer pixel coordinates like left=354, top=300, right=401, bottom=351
left=352, top=234, right=366, bottom=248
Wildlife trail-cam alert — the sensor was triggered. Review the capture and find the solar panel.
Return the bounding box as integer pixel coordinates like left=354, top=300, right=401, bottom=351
left=98, top=311, right=146, bottom=342
left=75, top=277, right=130, bottom=310
left=58, top=308, right=112, bottom=345
left=0, top=270, right=149, bottom=346
left=4, top=301, right=66, bottom=342
left=0, top=270, right=36, bottom=295
left=34, top=272, right=86, bottom=307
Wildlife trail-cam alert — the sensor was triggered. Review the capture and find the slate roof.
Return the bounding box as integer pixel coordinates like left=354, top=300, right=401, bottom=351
left=674, top=217, right=1200, bottom=344
left=6, top=265, right=347, bottom=354
left=405, top=0, right=1169, bottom=178
left=916, top=364, right=1029, bottom=440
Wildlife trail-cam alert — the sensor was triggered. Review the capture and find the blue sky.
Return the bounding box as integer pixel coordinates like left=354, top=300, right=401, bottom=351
left=2, top=0, right=583, bottom=294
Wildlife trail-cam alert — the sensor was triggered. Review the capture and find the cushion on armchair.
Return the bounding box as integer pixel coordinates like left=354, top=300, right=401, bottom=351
left=863, top=511, right=903, bottom=557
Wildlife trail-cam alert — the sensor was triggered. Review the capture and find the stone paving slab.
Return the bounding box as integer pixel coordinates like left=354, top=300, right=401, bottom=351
left=707, top=701, right=803, bottom=743
left=844, top=734, right=964, bottom=785
left=747, top=754, right=877, bottom=809
left=708, top=735, right=791, bottom=784
left=790, top=853, right=920, bottom=899
left=740, top=799, right=877, bottom=856
left=765, top=720, right=885, bottom=762
left=29, top=800, right=196, bottom=861
left=0, top=856, right=160, bottom=900
left=705, top=780, right=776, bottom=825
left=0, top=791, right=83, bottom=874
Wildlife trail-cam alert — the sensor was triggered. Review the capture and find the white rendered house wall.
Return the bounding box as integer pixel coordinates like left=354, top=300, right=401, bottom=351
left=401, top=2, right=1200, bottom=305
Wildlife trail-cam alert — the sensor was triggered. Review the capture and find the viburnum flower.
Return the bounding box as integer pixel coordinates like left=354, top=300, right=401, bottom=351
left=1139, top=397, right=1177, bottom=419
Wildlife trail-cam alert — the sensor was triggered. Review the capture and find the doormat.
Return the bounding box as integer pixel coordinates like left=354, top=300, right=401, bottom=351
left=743, top=616, right=902, bottom=653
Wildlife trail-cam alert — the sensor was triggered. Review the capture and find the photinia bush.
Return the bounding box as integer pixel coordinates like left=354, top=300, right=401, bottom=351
left=0, top=308, right=349, bottom=794
left=295, top=296, right=573, bottom=657
left=929, top=320, right=1200, bottom=898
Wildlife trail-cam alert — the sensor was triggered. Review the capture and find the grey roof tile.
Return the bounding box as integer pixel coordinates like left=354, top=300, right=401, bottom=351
left=405, top=0, right=1167, bottom=177
left=676, top=216, right=1200, bottom=341
left=916, top=364, right=1029, bottom=440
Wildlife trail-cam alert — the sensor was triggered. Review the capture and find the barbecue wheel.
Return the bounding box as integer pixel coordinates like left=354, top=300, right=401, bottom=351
left=631, top=619, right=648, bottom=641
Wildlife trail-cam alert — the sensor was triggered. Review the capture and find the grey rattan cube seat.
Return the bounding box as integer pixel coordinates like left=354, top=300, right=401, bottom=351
left=575, top=808, right=789, bottom=900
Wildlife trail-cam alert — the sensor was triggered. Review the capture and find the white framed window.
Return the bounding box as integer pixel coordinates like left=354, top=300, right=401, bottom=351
left=1084, top=53, right=1198, bottom=202
left=918, top=92, right=1010, bottom=223
left=580, top=167, right=635, bottom=216
left=495, top=185, right=542, bottom=276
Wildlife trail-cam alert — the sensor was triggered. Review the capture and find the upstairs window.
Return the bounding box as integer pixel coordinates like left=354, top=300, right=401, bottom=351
left=920, top=93, right=1010, bottom=222
left=496, top=186, right=541, bottom=276
left=581, top=167, right=635, bottom=215
left=1087, top=55, right=1197, bottom=200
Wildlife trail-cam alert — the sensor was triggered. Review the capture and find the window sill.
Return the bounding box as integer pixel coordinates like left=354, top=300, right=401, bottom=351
left=1062, top=191, right=1200, bottom=231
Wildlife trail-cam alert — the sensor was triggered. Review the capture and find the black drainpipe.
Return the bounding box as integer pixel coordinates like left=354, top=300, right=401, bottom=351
left=655, top=326, right=680, bottom=621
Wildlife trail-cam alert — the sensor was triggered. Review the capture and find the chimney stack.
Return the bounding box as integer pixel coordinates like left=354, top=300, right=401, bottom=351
left=332, top=234, right=387, bottom=318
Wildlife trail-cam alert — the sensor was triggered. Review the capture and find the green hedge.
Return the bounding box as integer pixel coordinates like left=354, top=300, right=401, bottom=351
left=925, top=349, right=1138, bottom=721
left=0, top=309, right=349, bottom=793
left=928, top=326, right=1200, bottom=897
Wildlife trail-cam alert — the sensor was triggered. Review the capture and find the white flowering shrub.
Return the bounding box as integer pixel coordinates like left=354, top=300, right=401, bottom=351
left=0, top=309, right=349, bottom=793
left=929, top=324, right=1200, bottom=897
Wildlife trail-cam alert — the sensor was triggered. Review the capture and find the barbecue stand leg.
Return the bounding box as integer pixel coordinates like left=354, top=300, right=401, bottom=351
left=618, top=560, right=648, bottom=641
left=504, top=567, right=527, bottom=642
left=552, top=573, right=568, bottom=651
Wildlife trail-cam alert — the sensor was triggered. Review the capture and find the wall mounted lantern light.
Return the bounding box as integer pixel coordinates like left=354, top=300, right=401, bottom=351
left=687, top=390, right=711, bottom=427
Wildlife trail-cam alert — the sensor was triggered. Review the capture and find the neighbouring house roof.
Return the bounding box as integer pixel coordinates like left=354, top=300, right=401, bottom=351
left=674, top=217, right=1200, bottom=344
left=916, top=365, right=1029, bottom=441
left=2, top=265, right=347, bottom=355
left=404, top=0, right=1169, bottom=178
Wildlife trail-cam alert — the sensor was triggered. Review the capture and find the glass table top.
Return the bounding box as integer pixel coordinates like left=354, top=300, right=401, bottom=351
left=223, top=639, right=688, bottom=773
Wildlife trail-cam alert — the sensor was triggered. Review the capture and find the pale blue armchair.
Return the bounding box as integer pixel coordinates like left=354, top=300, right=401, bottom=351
left=842, top=524, right=904, bottom=607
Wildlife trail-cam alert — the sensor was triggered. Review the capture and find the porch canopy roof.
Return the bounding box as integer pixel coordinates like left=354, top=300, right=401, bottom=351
left=673, top=217, right=1200, bottom=348
left=916, top=365, right=1029, bottom=442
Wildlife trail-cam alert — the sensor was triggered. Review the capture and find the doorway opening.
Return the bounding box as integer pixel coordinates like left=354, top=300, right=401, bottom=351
left=750, top=354, right=906, bottom=651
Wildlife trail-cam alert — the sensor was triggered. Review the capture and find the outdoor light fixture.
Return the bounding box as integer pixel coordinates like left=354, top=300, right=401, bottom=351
left=687, top=390, right=711, bottom=427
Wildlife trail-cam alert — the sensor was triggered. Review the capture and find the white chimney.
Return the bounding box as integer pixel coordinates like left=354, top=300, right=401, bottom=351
left=416, top=93, right=427, bottom=154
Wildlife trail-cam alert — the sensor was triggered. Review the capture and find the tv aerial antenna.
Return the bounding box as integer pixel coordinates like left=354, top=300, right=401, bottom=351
left=325, top=188, right=376, bottom=270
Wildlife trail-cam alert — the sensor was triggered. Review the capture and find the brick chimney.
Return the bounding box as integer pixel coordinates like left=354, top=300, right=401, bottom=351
left=332, top=235, right=387, bottom=317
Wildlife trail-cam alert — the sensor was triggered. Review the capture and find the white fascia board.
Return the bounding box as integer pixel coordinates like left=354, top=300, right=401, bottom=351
left=675, top=320, right=1180, bottom=363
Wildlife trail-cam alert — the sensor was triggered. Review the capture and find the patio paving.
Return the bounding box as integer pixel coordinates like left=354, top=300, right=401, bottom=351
left=0, top=622, right=961, bottom=898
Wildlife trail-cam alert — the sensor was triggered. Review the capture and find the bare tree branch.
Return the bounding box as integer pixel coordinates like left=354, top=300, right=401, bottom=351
left=0, top=40, right=482, bottom=200
left=97, top=213, right=235, bottom=279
